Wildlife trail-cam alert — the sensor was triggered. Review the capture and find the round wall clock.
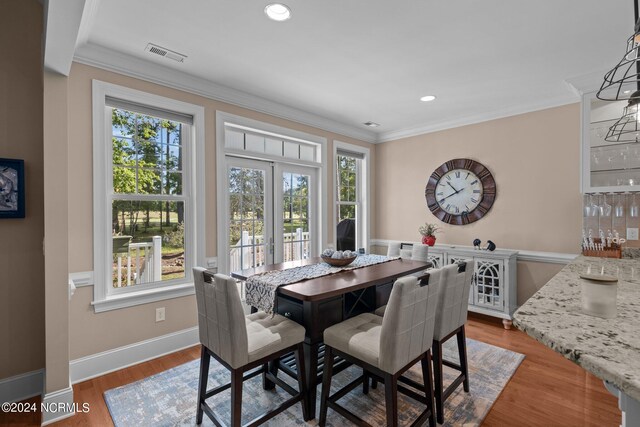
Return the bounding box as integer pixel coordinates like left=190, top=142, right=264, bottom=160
left=424, top=158, right=496, bottom=225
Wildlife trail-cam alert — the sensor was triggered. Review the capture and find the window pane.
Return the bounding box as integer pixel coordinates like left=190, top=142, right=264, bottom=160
left=112, top=108, right=183, bottom=196
left=112, top=200, right=185, bottom=288
left=337, top=204, right=356, bottom=251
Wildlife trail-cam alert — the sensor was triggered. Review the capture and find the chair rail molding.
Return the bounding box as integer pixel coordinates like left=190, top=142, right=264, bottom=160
left=370, top=239, right=578, bottom=265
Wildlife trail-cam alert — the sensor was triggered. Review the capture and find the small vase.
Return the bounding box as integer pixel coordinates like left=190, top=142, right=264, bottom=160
left=422, top=235, right=436, bottom=246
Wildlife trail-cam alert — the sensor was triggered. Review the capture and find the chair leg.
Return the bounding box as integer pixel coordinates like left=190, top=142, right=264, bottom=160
left=384, top=373, right=398, bottom=427
left=432, top=340, right=445, bottom=424
left=371, top=378, right=378, bottom=389
left=421, top=351, right=436, bottom=427
left=363, top=369, right=370, bottom=394
left=294, top=343, right=311, bottom=421
left=262, top=363, right=272, bottom=390
left=230, top=367, right=243, bottom=427
left=319, top=346, right=334, bottom=427
left=457, top=326, right=470, bottom=393
left=196, top=346, right=210, bottom=425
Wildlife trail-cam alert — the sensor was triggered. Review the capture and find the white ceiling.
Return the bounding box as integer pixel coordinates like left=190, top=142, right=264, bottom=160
left=73, top=0, right=632, bottom=142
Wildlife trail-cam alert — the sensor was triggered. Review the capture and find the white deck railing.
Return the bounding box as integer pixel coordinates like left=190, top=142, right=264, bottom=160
left=114, top=236, right=162, bottom=287
left=230, top=229, right=310, bottom=272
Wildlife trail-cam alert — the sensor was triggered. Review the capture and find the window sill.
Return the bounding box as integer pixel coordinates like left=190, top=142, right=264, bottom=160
left=91, top=282, right=195, bottom=313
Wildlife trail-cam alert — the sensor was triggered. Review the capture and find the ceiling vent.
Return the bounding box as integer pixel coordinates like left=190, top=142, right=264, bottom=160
left=363, top=121, right=380, bottom=127
left=144, top=43, right=187, bottom=63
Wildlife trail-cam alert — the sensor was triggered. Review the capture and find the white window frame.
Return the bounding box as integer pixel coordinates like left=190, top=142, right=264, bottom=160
left=216, top=111, right=327, bottom=274
left=92, top=80, right=205, bottom=312
left=333, top=141, right=370, bottom=252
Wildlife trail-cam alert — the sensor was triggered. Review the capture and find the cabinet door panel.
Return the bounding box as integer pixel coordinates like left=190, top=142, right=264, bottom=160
left=473, top=258, right=504, bottom=310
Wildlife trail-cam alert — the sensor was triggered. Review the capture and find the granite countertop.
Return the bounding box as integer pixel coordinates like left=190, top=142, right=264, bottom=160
left=513, top=255, right=640, bottom=401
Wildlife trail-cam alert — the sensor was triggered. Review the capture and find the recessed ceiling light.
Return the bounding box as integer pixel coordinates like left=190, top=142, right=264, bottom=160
left=624, top=90, right=632, bottom=94
left=363, top=121, right=380, bottom=127
left=265, top=3, right=291, bottom=21
left=420, top=95, right=437, bottom=102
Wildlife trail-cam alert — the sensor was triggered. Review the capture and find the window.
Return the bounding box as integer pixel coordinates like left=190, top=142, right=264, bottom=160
left=92, top=81, right=205, bottom=312
left=334, top=142, right=369, bottom=252
left=216, top=111, right=326, bottom=274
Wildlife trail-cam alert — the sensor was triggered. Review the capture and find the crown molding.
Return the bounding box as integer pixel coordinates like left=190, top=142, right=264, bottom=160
left=376, top=93, right=580, bottom=143
left=565, top=69, right=609, bottom=96
left=73, top=43, right=377, bottom=144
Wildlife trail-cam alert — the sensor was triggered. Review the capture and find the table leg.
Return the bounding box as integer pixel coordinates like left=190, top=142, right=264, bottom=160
left=303, top=341, right=319, bottom=419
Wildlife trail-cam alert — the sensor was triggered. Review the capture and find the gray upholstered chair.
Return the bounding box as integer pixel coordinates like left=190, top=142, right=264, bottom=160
left=431, top=260, right=474, bottom=424
left=374, top=243, right=430, bottom=317
left=411, top=243, right=429, bottom=262
left=319, top=270, right=443, bottom=427
left=193, top=267, right=309, bottom=427
left=386, top=242, right=401, bottom=257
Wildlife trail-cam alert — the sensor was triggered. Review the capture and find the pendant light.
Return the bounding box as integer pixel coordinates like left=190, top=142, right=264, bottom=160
left=597, top=1, right=640, bottom=101
left=605, top=91, right=640, bottom=142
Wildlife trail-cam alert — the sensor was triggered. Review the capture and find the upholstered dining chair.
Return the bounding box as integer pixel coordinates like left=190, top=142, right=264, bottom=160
left=386, top=242, right=401, bottom=257
left=319, top=271, right=443, bottom=427
left=430, top=260, right=474, bottom=424
left=193, top=267, right=309, bottom=427
left=410, top=243, right=429, bottom=262
left=374, top=243, right=431, bottom=317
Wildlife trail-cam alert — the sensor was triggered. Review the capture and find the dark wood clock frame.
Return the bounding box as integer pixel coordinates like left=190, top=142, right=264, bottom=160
left=425, top=158, right=496, bottom=225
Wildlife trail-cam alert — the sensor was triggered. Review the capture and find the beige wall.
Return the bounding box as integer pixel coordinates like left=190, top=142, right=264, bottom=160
left=67, top=63, right=376, bottom=359
left=375, top=104, right=581, bottom=253
left=374, top=104, right=582, bottom=302
left=0, top=0, right=45, bottom=380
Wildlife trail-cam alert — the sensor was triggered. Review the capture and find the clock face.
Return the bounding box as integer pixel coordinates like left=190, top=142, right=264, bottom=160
left=435, top=169, right=483, bottom=215
left=425, top=159, right=496, bottom=225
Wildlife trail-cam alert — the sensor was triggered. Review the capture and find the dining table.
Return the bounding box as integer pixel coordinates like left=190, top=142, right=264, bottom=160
left=231, top=256, right=432, bottom=419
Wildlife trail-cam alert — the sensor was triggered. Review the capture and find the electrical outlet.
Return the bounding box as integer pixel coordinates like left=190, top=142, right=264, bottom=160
left=156, top=307, right=166, bottom=322
left=627, top=228, right=639, bottom=241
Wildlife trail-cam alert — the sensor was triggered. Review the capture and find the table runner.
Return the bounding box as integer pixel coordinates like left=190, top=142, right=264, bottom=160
left=245, top=254, right=397, bottom=315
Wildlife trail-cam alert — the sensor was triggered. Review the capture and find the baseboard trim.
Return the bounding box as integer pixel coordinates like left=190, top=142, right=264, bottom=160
left=69, top=326, right=199, bottom=384
left=0, top=369, right=44, bottom=404
left=41, top=386, right=74, bottom=426
left=370, top=239, right=577, bottom=265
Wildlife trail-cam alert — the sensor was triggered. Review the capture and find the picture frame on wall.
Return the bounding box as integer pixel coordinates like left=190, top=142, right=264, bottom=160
left=0, top=158, right=25, bottom=219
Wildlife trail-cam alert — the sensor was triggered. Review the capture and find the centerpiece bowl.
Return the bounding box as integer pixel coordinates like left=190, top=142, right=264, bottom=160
left=321, top=255, right=357, bottom=267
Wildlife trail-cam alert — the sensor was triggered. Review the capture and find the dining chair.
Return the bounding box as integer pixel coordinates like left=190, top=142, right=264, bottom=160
left=430, top=260, right=474, bottom=424
left=193, top=267, right=309, bottom=427
left=386, top=242, right=401, bottom=257
left=411, top=243, right=429, bottom=262
left=319, top=271, right=443, bottom=427
left=374, top=243, right=430, bottom=317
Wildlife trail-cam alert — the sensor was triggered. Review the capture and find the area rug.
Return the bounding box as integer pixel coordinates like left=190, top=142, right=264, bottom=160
left=104, top=338, right=524, bottom=426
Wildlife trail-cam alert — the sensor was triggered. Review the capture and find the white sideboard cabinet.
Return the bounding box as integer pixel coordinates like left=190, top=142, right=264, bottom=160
left=385, top=242, right=518, bottom=329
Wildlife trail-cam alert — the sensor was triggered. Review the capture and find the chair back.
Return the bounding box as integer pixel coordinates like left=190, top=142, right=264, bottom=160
left=433, top=260, right=475, bottom=341
left=193, top=267, right=249, bottom=368
left=378, top=268, right=442, bottom=374
left=411, top=243, right=429, bottom=262
left=387, top=242, right=401, bottom=257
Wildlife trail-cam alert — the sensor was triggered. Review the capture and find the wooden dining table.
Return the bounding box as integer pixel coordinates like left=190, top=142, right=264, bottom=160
left=231, top=256, right=431, bottom=419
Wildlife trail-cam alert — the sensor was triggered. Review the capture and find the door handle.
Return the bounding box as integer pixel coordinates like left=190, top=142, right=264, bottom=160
left=269, top=237, right=274, bottom=255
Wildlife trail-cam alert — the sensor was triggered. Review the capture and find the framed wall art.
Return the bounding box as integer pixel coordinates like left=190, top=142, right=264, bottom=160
left=0, top=158, right=25, bottom=219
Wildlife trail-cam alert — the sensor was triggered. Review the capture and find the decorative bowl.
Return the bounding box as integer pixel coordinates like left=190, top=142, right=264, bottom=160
left=321, top=255, right=357, bottom=267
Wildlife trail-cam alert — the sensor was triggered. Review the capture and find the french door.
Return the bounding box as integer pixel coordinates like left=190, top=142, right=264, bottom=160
left=225, top=157, right=318, bottom=273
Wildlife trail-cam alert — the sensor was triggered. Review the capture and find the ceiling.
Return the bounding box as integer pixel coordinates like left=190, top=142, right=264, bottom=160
left=72, top=0, right=632, bottom=142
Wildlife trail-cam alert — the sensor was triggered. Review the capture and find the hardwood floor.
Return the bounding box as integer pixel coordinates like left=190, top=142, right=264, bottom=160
left=0, top=314, right=621, bottom=426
